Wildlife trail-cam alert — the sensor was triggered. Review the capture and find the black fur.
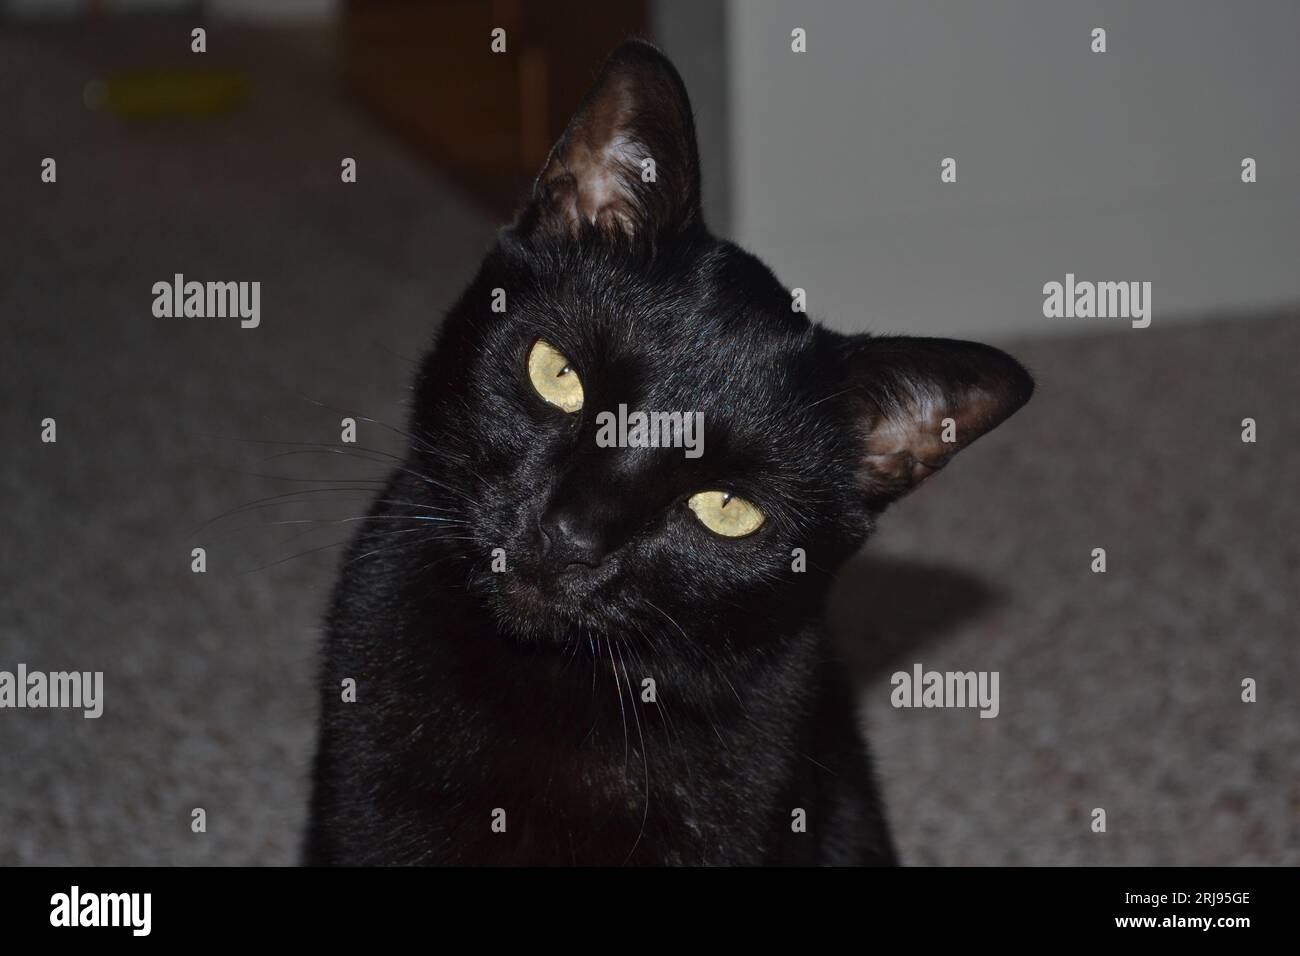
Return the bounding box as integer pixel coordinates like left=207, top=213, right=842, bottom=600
left=305, top=40, right=1032, bottom=866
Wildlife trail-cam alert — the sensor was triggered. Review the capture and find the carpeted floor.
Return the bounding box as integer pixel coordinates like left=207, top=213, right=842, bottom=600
left=2, top=23, right=1295, bottom=866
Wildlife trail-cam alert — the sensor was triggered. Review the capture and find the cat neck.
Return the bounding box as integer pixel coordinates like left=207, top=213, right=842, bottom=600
left=420, top=574, right=826, bottom=756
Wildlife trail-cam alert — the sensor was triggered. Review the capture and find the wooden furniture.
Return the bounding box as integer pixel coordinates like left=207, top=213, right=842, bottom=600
left=345, top=0, right=648, bottom=216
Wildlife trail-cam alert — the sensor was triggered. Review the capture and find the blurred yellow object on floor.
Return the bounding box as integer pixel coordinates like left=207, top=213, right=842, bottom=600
left=84, top=71, right=252, bottom=118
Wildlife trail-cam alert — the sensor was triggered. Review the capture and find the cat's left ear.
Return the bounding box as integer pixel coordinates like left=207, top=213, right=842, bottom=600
left=520, top=39, right=701, bottom=240
left=839, top=335, right=1034, bottom=502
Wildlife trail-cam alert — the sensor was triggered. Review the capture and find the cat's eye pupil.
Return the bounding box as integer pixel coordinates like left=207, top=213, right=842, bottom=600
left=558, top=366, right=571, bottom=377
left=722, top=493, right=734, bottom=506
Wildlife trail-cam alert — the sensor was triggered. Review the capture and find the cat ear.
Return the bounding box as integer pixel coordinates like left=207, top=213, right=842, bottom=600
left=839, top=335, right=1034, bottom=502
left=521, top=39, right=701, bottom=240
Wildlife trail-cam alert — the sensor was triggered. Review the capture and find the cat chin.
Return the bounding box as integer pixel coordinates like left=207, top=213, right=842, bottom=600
left=480, top=572, right=632, bottom=645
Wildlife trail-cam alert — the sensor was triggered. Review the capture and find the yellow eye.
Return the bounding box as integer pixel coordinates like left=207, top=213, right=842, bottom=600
left=527, top=339, right=584, bottom=413
left=687, top=491, right=764, bottom=538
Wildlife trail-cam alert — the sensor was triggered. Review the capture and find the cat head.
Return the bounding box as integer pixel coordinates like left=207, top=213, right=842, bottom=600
left=408, top=41, right=1032, bottom=649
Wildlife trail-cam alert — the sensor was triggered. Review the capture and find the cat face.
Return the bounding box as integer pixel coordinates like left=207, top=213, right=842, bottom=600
left=406, top=41, right=1032, bottom=648
left=418, top=236, right=861, bottom=645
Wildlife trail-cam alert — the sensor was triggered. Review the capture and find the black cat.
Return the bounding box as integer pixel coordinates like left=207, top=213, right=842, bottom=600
left=305, top=40, right=1032, bottom=866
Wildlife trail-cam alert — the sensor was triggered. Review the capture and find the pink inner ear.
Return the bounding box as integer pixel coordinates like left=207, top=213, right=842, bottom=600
left=571, top=138, right=643, bottom=232
left=525, top=41, right=701, bottom=240
left=536, top=139, right=641, bottom=237
left=581, top=161, right=625, bottom=222
left=861, top=403, right=955, bottom=492
left=540, top=77, right=643, bottom=235
left=858, top=383, right=1018, bottom=497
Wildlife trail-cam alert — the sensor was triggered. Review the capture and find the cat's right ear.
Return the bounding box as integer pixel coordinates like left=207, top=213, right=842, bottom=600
left=515, top=39, right=702, bottom=241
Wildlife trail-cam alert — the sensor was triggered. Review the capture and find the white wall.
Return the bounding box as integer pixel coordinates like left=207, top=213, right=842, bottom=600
left=729, top=0, right=1300, bottom=338
left=654, top=0, right=731, bottom=233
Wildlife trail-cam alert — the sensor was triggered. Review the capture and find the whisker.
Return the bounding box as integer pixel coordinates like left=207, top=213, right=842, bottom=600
left=616, top=641, right=651, bottom=866
left=191, top=487, right=398, bottom=536
left=609, top=640, right=629, bottom=768
left=645, top=599, right=743, bottom=706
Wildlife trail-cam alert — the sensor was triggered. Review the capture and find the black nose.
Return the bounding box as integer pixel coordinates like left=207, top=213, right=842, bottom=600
left=539, top=504, right=607, bottom=569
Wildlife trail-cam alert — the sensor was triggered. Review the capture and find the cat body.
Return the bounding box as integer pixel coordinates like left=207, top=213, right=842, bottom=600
left=306, top=41, right=1031, bottom=866
left=310, top=492, right=891, bottom=865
